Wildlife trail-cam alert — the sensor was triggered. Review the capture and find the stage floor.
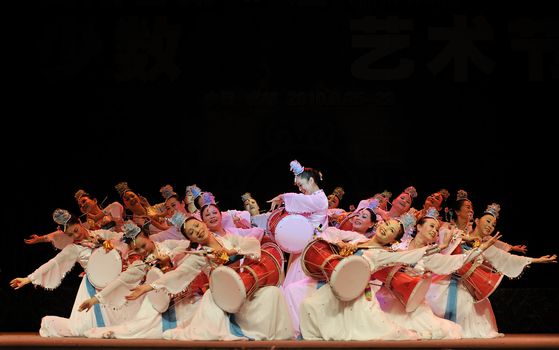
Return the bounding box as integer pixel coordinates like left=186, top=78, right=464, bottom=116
left=0, top=333, right=558, bottom=349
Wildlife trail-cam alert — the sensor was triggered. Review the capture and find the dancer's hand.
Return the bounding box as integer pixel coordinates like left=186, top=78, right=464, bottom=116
left=78, top=297, right=99, bottom=312
left=10, top=277, right=31, bottom=290
left=125, top=284, right=154, bottom=300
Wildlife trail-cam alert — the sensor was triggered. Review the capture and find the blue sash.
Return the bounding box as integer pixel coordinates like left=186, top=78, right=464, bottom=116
left=85, top=277, right=106, bottom=327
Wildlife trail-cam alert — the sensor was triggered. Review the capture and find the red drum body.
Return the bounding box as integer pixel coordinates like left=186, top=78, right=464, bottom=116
left=337, top=215, right=354, bottom=231
left=301, top=239, right=370, bottom=301
left=372, top=266, right=432, bottom=312
left=210, top=245, right=284, bottom=313
left=145, top=268, right=209, bottom=313
left=456, top=261, right=503, bottom=303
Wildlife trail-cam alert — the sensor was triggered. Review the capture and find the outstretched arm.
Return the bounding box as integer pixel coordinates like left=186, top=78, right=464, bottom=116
left=9, top=277, right=31, bottom=290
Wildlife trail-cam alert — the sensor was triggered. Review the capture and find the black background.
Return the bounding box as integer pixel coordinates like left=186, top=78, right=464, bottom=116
left=2, top=0, right=558, bottom=332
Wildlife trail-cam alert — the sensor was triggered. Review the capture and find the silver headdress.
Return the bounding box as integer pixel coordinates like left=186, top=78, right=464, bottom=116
left=53, top=208, right=72, bottom=230
left=186, top=184, right=202, bottom=200
left=160, top=184, right=177, bottom=200
left=200, top=192, right=216, bottom=207
left=424, top=207, right=439, bottom=220
left=456, top=189, right=468, bottom=201
left=367, top=198, right=380, bottom=211
left=483, top=203, right=501, bottom=219
left=397, top=212, right=417, bottom=236
left=331, top=187, right=345, bottom=201
left=168, top=211, right=188, bottom=228
left=289, top=160, right=305, bottom=176
left=115, top=182, right=132, bottom=198
left=241, top=192, right=253, bottom=203
left=122, top=221, right=142, bottom=243
left=74, top=189, right=89, bottom=201
left=403, top=186, right=418, bottom=199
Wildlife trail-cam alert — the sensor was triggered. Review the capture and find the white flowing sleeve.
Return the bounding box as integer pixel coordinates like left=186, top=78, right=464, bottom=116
left=420, top=249, right=482, bottom=275
left=222, top=210, right=252, bottom=230
left=150, top=255, right=207, bottom=294
left=438, top=226, right=462, bottom=255
left=481, top=246, right=532, bottom=278
left=320, top=227, right=368, bottom=244
left=490, top=240, right=512, bottom=252
left=27, top=244, right=80, bottom=289
left=44, top=229, right=74, bottom=250
left=93, top=229, right=123, bottom=241
left=228, top=227, right=265, bottom=241
left=160, top=239, right=191, bottom=266
left=103, top=202, right=124, bottom=220
left=95, top=260, right=149, bottom=306
left=283, top=192, right=326, bottom=214
left=149, top=226, right=186, bottom=242
left=226, top=234, right=261, bottom=260
left=363, top=246, right=429, bottom=272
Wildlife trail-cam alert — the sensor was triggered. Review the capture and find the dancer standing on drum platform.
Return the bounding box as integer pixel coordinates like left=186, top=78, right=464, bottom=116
left=268, top=160, right=328, bottom=288
left=426, top=203, right=557, bottom=338
left=9, top=209, right=137, bottom=337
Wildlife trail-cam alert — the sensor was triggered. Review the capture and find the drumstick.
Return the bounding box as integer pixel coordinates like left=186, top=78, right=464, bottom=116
left=355, top=244, right=384, bottom=249
left=144, top=250, right=212, bottom=265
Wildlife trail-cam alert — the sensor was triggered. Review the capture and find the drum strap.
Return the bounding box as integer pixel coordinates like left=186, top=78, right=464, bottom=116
left=243, top=265, right=260, bottom=297
left=162, top=303, right=177, bottom=331
left=461, top=260, right=482, bottom=281
left=320, top=255, right=342, bottom=281
left=385, top=266, right=401, bottom=288
left=85, top=276, right=106, bottom=327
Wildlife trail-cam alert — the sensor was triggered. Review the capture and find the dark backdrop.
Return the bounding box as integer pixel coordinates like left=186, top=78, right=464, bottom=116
left=2, top=0, right=557, bottom=333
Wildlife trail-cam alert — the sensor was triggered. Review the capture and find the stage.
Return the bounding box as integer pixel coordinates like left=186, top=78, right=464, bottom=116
left=0, top=333, right=557, bottom=349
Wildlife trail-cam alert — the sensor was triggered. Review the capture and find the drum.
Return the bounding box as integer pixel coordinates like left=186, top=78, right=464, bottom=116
left=210, top=245, right=283, bottom=313
left=172, top=271, right=209, bottom=304
left=146, top=268, right=209, bottom=313
left=372, top=265, right=432, bottom=312
left=456, top=261, right=503, bottom=303
left=267, top=208, right=315, bottom=253
left=260, top=238, right=286, bottom=270
left=301, top=239, right=370, bottom=301
left=337, top=214, right=354, bottom=231
left=87, top=248, right=122, bottom=290
left=145, top=267, right=171, bottom=313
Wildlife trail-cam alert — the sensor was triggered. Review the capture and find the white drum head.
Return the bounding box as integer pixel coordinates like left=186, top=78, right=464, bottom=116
left=274, top=214, right=314, bottom=253
left=87, top=248, right=122, bottom=289
left=145, top=267, right=171, bottom=313
left=405, top=274, right=432, bottom=312
left=210, top=266, right=246, bottom=314
left=329, top=255, right=370, bottom=301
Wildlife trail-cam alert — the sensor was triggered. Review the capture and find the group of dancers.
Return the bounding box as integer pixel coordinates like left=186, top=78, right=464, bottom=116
left=10, top=160, right=557, bottom=341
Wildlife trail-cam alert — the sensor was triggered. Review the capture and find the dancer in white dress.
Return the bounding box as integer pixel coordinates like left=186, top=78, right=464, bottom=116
left=11, top=209, right=137, bottom=337
left=426, top=203, right=557, bottom=338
